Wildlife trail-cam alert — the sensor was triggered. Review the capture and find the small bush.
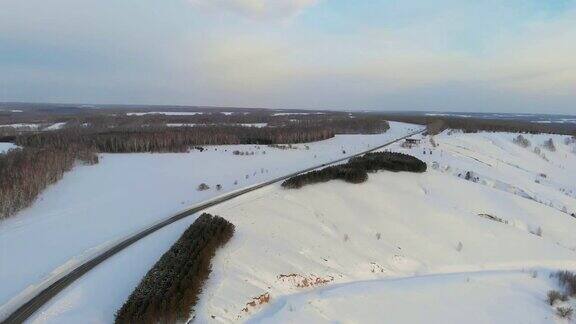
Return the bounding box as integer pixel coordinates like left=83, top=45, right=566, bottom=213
left=556, top=306, right=573, bottom=319
left=563, top=136, right=576, bottom=145
left=513, top=135, right=531, bottom=148
left=547, top=290, right=567, bottom=305
left=456, top=242, right=463, bottom=252
left=554, top=271, right=576, bottom=297
left=197, top=183, right=210, bottom=191
left=543, top=138, right=556, bottom=152
left=530, top=226, right=543, bottom=237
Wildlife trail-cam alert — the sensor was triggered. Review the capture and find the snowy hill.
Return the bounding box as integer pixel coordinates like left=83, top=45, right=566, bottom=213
left=2, top=123, right=419, bottom=322
left=15, top=127, right=576, bottom=323
left=191, top=130, right=576, bottom=323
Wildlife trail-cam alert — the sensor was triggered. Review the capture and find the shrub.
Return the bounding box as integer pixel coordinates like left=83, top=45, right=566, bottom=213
left=554, top=271, right=576, bottom=297
left=115, top=213, right=234, bottom=324
left=513, top=135, right=531, bottom=148
left=547, top=290, right=567, bottom=305
left=0, top=146, right=98, bottom=219
left=556, top=306, right=573, bottom=319
left=456, top=242, right=463, bottom=252
left=543, top=138, right=556, bottom=152
left=197, top=183, right=210, bottom=191
left=530, top=226, right=543, bottom=237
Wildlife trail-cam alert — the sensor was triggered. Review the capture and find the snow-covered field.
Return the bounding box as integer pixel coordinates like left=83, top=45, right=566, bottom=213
left=8, top=126, right=576, bottom=323
left=43, top=122, right=66, bottom=131
left=0, top=122, right=418, bottom=318
left=0, top=122, right=66, bottom=131
left=126, top=111, right=204, bottom=116
left=0, top=123, right=41, bottom=130
left=247, top=270, right=562, bottom=323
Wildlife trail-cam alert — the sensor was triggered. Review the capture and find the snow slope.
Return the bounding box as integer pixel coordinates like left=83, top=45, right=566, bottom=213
left=0, top=122, right=418, bottom=315
left=43, top=122, right=66, bottom=131
left=189, top=131, right=575, bottom=323
left=248, top=270, right=560, bottom=324
left=26, top=129, right=576, bottom=323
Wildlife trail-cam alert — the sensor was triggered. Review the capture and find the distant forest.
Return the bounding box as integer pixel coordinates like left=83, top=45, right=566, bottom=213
left=0, top=113, right=389, bottom=219
left=115, top=213, right=234, bottom=324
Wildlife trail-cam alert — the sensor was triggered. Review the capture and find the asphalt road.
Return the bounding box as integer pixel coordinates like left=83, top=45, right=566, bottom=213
left=1, top=128, right=423, bottom=324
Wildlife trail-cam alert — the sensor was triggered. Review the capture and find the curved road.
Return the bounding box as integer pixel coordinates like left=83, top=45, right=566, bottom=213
left=1, top=129, right=423, bottom=324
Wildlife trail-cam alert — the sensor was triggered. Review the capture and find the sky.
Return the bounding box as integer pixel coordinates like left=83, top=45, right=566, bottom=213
left=0, top=0, right=575, bottom=113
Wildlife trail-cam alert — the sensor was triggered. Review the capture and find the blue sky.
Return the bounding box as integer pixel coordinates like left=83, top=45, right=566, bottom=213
left=0, top=0, right=575, bottom=113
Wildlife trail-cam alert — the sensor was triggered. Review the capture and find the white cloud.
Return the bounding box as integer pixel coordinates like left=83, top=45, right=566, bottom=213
left=189, top=0, right=320, bottom=20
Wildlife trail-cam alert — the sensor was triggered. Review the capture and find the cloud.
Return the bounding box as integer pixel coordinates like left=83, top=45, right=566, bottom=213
left=1, top=0, right=575, bottom=113
left=188, top=0, right=320, bottom=20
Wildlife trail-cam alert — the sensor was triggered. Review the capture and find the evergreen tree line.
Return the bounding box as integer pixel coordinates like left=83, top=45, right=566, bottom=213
left=282, top=152, right=427, bottom=189
left=0, top=146, right=98, bottom=218
left=115, top=213, right=234, bottom=324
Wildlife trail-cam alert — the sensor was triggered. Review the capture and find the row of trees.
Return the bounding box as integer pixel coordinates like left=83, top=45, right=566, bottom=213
left=116, top=213, right=234, bottom=324
left=290, top=117, right=390, bottom=134
left=16, top=125, right=336, bottom=153
left=16, top=118, right=391, bottom=154
left=282, top=152, right=427, bottom=189
left=0, top=146, right=98, bottom=218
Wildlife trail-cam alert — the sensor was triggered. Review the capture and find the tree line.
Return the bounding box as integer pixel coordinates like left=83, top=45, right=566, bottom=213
left=280, top=117, right=390, bottom=134
left=0, top=145, right=98, bottom=219
left=282, top=151, right=427, bottom=189
left=16, top=125, right=336, bottom=153
left=115, top=213, right=234, bottom=324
